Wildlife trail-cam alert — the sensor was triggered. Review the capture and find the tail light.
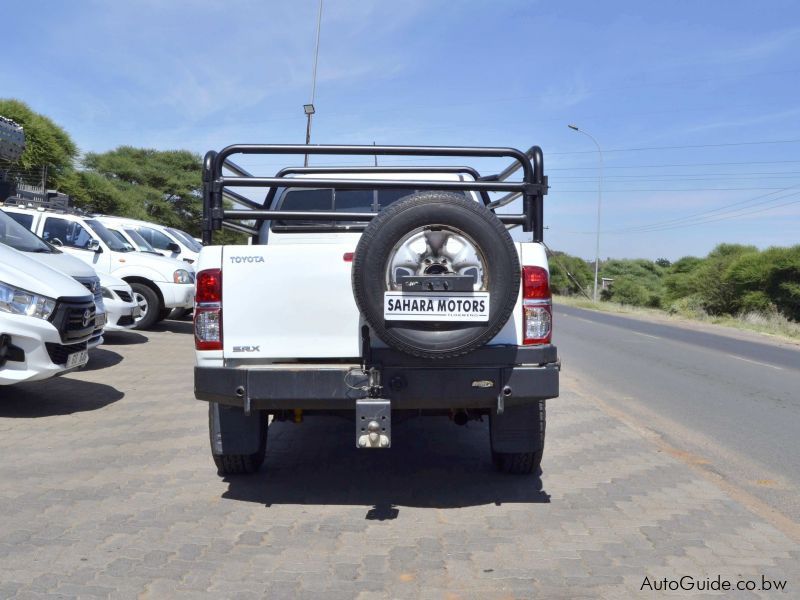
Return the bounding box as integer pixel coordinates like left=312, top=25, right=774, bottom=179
left=194, top=268, right=222, bottom=350
left=522, top=266, right=552, bottom=345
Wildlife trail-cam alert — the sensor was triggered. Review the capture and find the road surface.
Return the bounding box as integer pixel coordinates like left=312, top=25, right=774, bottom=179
left=555, top=303, right=800, bottom=524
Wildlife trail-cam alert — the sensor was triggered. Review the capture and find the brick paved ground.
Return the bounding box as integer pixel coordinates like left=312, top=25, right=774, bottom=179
left=0, top=322, right=797, bottom=598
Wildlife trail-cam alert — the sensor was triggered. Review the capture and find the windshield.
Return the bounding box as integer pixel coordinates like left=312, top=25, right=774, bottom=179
left=0, top=210, right=55, bottom=253
left=167, top=227, right=202, bottom=252
left=123, top=228, right=157, bottom=252
left=85, top=219, right=130, bottom=252
left=108, top=229, right=136, bottom=251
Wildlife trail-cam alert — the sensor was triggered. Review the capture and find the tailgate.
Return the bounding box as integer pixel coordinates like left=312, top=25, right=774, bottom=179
left=222, top=243, right=360, bottom=359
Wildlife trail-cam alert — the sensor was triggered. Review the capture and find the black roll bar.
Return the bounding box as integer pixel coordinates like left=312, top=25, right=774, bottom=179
left=202, top=144, right=547, bottom=245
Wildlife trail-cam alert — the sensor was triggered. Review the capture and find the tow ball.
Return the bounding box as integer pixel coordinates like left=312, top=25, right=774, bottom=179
left=356, top=399, right=391, bottom=448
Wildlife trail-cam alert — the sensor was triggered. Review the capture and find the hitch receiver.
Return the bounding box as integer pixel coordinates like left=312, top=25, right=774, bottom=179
left=356, top=399, right=391, bottom=448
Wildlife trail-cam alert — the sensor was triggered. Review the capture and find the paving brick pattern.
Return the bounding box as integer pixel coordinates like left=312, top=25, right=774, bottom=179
left=0, top=322, right=796, bottom=598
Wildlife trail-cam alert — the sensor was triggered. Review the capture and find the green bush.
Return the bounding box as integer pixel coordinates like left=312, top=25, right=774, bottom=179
left=739, top=291, right=773, bottom=314
left=549, top=252, right=593, bottom=296
left=607, top=278, right=650, bottom=306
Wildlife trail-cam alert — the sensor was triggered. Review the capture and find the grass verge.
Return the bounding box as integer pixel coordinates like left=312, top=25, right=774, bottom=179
left=554, top=294, right=800, bottom=343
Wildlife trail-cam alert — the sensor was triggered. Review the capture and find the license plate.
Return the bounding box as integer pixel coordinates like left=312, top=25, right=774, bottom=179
left=132, top=306, right=141, bottom=318
left=384, top=292, right=490, bottom=322
left=95, top=313, right=107, bottom=328
left=65, top=350, right=89, bottom=369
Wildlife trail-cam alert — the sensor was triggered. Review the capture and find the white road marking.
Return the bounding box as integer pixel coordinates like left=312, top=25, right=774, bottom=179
left=632, top=331, right=660, bottom=340
left=727, top=354, right=783, bottom=371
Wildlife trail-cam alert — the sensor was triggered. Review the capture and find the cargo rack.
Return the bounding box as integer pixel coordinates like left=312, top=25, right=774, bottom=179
left=201, top=144, right=548, bottom=245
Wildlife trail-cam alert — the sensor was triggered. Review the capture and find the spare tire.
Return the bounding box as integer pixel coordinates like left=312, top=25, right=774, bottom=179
left=352, top=191, right=520, bottom=359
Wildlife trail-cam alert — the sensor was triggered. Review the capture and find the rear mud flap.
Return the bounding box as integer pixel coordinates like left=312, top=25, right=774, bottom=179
left=209, top=402, right=263, bottom=456
left=490, top=401, right=545, bottom=454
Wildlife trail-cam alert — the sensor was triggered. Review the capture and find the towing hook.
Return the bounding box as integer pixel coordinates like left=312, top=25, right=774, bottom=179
left=235, top=386, right=245, bottom=398
left=497, top=386, right=512, bottom=415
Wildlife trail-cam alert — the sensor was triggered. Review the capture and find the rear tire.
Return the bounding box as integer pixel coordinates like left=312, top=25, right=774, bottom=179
left=490, top=400, right=545, bottom=475
left=130, top=283, right=161, bottom=330
left=157, top=308, right=172, bottom=322
left=209, top=406, right=268, bottom=476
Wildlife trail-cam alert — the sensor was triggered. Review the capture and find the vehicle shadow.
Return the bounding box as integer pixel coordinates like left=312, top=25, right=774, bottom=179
left=0, top=377, right=124, bottom=418
left=222, top=416, right=549, bottom=513
left=101, top=331, right=149, bottom=345
left=82, top=347, right=123, bottom=371
left=152, top=320, right=194, bottom=335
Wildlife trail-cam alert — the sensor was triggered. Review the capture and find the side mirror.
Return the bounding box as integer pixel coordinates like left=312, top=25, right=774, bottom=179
left=167, top=242, right=181, bottom=253
left=51, top=237, right=64, bottom=247
left=87, top=239, right=102, bottom=253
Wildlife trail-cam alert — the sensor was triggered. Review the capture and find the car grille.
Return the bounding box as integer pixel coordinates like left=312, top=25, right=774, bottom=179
left=45, top=341, right=88, bottom=366
left=50, top=300, right=96, bottom=343
left=75, top=276, right=104, bottom=310
left=115, top=290, right=133, bottom=303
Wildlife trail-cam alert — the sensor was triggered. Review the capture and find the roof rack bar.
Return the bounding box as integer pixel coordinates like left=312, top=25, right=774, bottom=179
left=221, top=221, right=259, bottom=236
left=273, top=165, right=483, bottom=179
left=219, top=176, right=530, bottom=193
left=222, top=188, right=262, bottom=210
left=223, top=209, right=528, bottom=226
left=222, top=159, right=253, bottom=178
left=215, top=144, right=533, bottom=182
left=202, top=144, right=547, bottom=245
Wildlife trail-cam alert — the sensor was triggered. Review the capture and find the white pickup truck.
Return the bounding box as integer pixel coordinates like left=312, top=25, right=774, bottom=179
left=0, top=243, right=97, bottom=384
left=194, top=144, right=559, bottom=476
left=4, top=202, right=195, bottom=329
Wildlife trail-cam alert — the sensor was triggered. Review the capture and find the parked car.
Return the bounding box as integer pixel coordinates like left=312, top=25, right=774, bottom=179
left=193, top=143, right=558, bottom=477
left=95, top=216, right=200, bottom=264
left=98, top=272, right=139, bottom=331
left=4, top=203, right=195, bottom=329
left=0, top=244, right=97, bottom=384
left=0, top=206, right=105, bottom=347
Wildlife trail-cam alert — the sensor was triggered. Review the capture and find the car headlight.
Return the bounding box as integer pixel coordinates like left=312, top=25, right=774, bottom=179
left=0, top=281, right=57, bottom=320
left=101, top=287, right=114, bottom=299
left=173, top=269, right=193, bottom=284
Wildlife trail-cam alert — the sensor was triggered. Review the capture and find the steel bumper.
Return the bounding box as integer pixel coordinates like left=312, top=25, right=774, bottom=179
left=194, top=345, right=559, bottom=411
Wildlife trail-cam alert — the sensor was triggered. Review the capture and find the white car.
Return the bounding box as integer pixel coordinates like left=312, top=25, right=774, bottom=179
left=0, top=244, right=97, bottom=384
left=95, top=216, right=200, bottom=264
left=0, top=207, right=105, bottom=347
left=98, top=272, right=139, bottom=331
left=4, top=205, right=195, bottom=329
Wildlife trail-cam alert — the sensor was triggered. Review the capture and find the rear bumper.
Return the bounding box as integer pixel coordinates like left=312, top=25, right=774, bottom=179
left=194, top=345, right=559, bottom=411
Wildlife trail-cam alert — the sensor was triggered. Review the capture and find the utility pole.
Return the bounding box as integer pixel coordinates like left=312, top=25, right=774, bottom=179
left=304, top=0, right=323, bottom=167
left=568, top=124, right=603, bottom=301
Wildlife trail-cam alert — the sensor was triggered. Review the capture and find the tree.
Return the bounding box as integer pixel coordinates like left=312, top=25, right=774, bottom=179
left=80, top=146, right=243, bottom=243
left=82, top=147, right=202, bottom=226
left=548, top=251, right=593, bottom=296
left=0, top=98, right=77, bottom=188
left=662, top=256, right=704, bottom=303
left=690, top=244, right=758, bottom=315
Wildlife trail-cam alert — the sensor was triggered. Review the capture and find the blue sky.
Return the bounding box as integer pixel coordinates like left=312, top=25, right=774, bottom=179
left=3, top=0, right=799, bottom=260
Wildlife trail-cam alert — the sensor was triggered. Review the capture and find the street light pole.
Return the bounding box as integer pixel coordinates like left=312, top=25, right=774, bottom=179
left=304, top=0, right=323, bottom=167
left=568, top=124, right=603, bottom=301
left=303, top=104, right=315, bottom=167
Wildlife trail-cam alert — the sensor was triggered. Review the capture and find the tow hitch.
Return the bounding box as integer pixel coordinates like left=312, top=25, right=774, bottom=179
left=356, top=398, right=391, bottom=448
left=355, top=364, right=391, bottom=448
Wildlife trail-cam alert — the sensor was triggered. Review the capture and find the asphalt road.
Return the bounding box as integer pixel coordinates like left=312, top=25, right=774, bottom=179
left=555, top=303, right=800, bottom=525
